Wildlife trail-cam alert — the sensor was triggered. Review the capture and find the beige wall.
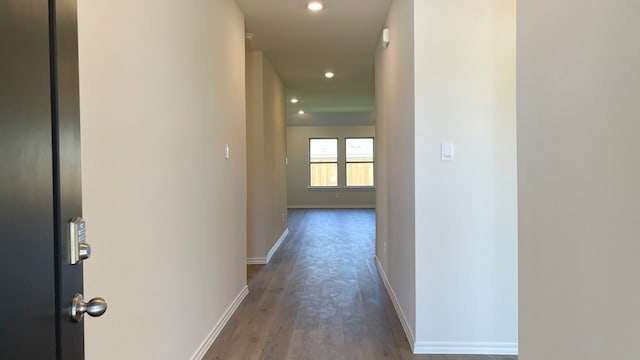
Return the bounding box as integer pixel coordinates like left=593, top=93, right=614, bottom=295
left=374, top=0, right=417, bottom=342
left=518, top=1, right=640, bottom=359
left=246, top=50, right=288, bottom=261
left=286, top=125, right=376, bottom=208
left=78, top=1, right=247, bottom=359
left=376, top=0, right=517, bottom=354
left=413, top=0, right=517, bottom=353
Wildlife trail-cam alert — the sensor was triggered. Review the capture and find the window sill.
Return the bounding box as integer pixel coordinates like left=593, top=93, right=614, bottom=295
left=307, top=186, right=341, bottom=191
left=306, top=186, right=376, bottom=191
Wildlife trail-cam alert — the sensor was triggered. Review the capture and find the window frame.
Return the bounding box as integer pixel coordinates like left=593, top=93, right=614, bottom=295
left=345, top=137, right=375, bottom=188
left=308, top=137, right=340, bottom=189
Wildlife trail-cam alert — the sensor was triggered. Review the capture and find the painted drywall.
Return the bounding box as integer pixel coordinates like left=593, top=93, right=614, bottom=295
left=286, top=125, right=376, bottom=208
left=287, top=111, right=375, bottom=127
left=518, top=1, right=640, bottom=359
left=246, top=50, right=288, bottom=261
left=374, top=0, right=417, bottom=342
left=375, top=0, right=517, bottom=353
left=413, top=0, right=518, bottom=352
left=78, top=1, right=247, bottom=359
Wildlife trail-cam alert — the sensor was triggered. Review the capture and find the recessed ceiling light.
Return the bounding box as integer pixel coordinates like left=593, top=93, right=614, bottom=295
left=298, top=110, right=305, bottom=115
left=307, top=2, right=323, bottom=11
left=324, top=72, right=334, bottom=78
left=291, top=98, right=299, bottom=104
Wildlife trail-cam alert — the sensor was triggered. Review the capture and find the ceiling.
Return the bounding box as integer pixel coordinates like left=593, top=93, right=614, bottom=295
left=235, top=0, right=390, bottom=124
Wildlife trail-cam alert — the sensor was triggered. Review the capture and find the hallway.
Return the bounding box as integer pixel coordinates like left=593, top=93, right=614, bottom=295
left=204, top=209, right=517, bottom=360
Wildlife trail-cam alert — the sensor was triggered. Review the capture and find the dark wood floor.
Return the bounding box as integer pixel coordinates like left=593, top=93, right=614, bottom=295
left=204, top=209, right=517, bottom=360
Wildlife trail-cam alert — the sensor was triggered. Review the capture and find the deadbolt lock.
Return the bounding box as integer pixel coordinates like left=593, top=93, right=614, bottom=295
left=69, top=217, right=92, bottom=264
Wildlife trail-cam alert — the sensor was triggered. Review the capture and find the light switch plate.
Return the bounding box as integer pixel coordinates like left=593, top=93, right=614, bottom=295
left=224, top=144, right=230, bottom=159
left=441, top=143, right=455, bottom=161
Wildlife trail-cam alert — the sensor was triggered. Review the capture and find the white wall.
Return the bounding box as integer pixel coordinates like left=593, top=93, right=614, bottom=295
left=413, top=0, right=518, bottom=354
left=286, top=125, right=376, bottom=208
left=374, top=0, right=417, bottom=342
left=78, top=1, right=247, bottom=359
left=375, top=0, right=517, bottom=354
left=518, top=1, right=640, bottom=359
left=246, top=50, right=288, bottom=261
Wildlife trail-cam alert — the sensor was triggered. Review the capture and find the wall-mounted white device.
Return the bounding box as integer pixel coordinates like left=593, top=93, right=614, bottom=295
left=382, top=28, right=390, bottom=48
left=441, top=143, right=455, bottom=161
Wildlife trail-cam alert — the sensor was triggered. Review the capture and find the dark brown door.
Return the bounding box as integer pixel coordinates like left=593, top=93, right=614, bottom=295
left=1, top=0, right=86, bottom=359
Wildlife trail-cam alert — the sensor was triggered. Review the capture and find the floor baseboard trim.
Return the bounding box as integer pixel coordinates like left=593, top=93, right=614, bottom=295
left=413, top=342, right=518, bottom=355
left=266, top=228, right=289, bottom=263
left=374, top=256, right=416, bottom=351
left=246, top=228, right=289, bottom=265
left=374, top=257, right=518, bottom=356
left=288, top=205, right=375, bottom=209
left=190, top=285, right=249, bottom=360
left=246, top=257, right=267, bottom=265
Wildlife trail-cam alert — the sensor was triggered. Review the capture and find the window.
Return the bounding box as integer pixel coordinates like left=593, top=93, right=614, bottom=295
left=346, top=138, right=374, bottom=187
left=309, top=138, right=338, bottom=187
left=307, top=137, right=375, bottom=188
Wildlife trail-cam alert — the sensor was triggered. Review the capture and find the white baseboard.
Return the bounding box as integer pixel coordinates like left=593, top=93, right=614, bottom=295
left=413, top=342, right=518, bottom=355
left=288, top=205, right=375, bottom=209
left=374, top=256, right=416, bottom=351
left=374, top=257, right=518, bottom=356
left=246, top=228, right=289, bottom=265
left=190, top=285, right=249, bottom=360
left=266, top=228, right=288, bottom=263
left=246, top=257, right=267, bottom=265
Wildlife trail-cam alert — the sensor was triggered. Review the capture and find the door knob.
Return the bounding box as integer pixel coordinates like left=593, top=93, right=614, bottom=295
left=71, top=293, right=107, bottom=322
